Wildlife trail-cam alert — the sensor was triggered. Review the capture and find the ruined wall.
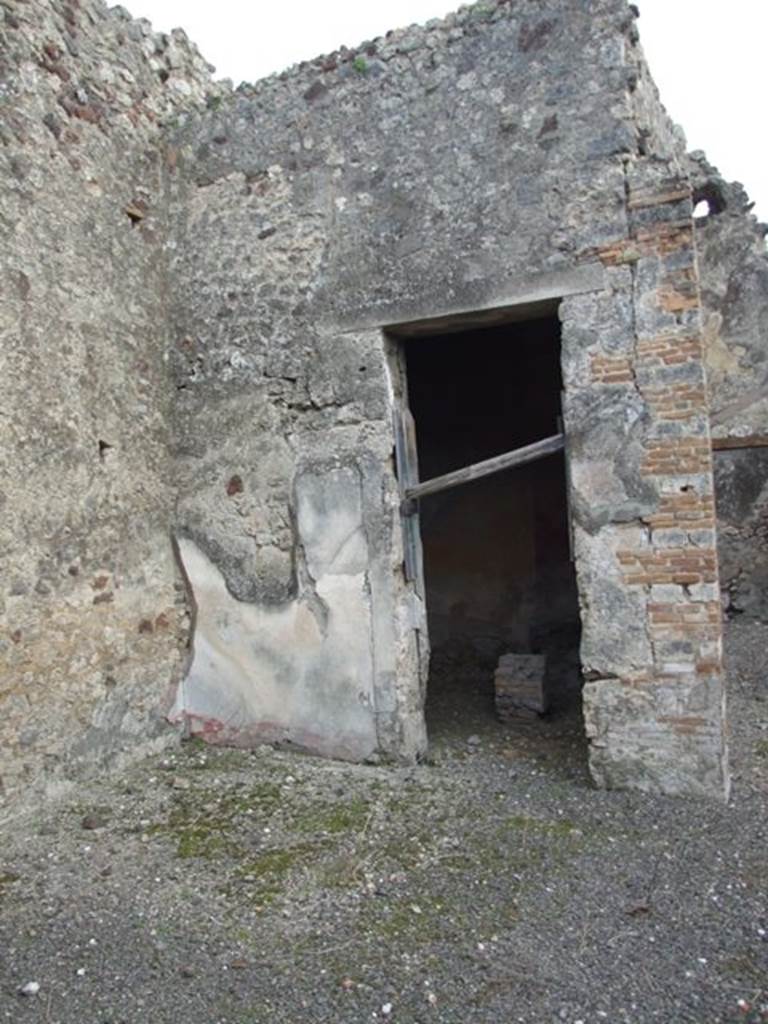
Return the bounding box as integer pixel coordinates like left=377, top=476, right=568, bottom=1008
left=0, top=0, right=213, bottom=809
left=550, top=26, right=730, bottom=797
left=164, top=0, right=728, bottom=794
left=164, top=0, right=640, bottom=762
left=1, top=0, right=737, bottom=800
left=561, top=169, right=728, bottom=797
left=687, top=155, right=768, bottom=620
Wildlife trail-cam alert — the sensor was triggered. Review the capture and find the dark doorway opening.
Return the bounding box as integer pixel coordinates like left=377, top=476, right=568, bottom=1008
left=402, top=315, right=582, bottom=743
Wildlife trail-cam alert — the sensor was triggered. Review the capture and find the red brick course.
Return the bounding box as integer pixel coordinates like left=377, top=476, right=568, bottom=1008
left=617, top=546, right=717, bottom=586
left=641, top=438, right=711, bottom=477
left=646, top=492, right=715, bottom=529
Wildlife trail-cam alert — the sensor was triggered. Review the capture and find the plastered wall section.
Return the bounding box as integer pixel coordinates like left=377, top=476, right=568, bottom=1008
left=0, top=0, right=213, bottom=809
left=162, top=0, right=725, bottom=792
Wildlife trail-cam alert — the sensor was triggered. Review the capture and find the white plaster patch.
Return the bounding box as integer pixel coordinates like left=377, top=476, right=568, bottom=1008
left=296, top=466, right=368, bottom=579
left=171, top=535, right=378, bottom=760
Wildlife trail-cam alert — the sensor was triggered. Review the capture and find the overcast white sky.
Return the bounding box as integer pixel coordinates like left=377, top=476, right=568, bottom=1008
left=129, top=0, right=766, bottom=222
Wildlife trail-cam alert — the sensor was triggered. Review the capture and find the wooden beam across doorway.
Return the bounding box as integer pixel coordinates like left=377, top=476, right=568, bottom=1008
left=404, top=432, right=565, bottom=502
left=711, top=434, right=768, bottom=452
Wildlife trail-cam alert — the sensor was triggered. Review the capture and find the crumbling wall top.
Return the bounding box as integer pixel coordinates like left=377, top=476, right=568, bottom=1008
left=234, top=0, right=637, bottom=97
left=1, top=0, right=217, bottom=138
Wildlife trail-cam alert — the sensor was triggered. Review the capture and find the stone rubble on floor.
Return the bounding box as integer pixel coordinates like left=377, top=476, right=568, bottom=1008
left=494, top=653, right=549, bottom=721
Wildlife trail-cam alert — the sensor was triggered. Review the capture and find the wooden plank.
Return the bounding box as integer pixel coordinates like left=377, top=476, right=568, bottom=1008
left=405, top=433, right=565, bottom=501
left=402, top=407, right=425, bottom=597
left=403, top=407, right=421, bottom=489
left=393, top=405, right=424, bottom=592
left=559, top=409, right=575, bottom=562
left=393, top=407, right=410, bottom=490
left=712, top=435, right=768, bottom=452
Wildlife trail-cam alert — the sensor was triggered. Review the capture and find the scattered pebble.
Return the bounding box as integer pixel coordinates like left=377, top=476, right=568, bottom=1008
left=81, top=814, right=108, bottom=830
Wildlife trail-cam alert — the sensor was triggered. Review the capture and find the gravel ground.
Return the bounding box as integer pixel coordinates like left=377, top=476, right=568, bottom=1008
left=0, top=621, right=766, bottom=1024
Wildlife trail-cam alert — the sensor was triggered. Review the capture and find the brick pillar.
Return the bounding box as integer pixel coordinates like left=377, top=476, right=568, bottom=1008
left=560, top=167, right=730, bottom=799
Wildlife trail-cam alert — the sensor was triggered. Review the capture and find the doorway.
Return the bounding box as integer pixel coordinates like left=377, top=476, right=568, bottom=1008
left=394, top=312, right=582, bottom=742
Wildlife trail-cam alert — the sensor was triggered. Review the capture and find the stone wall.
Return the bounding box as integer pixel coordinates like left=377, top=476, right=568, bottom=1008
left=0, top=0, right=213, bottom=810
left=687, top=154, right=768, bottom=620
left=1, top=0, right=742, bottom=803
left=562, top=165, right=728, bottom=797
left=164, top=0, right=728, bottom=795
left=163, top=0, right=637, bottom=764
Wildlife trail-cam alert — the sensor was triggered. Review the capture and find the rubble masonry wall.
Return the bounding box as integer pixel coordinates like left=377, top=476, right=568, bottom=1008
left=166, top=0, right=728, bottom=794
left=1, top=0, right=742, bottom=803
left=687, top=156, right=768, bottom=621
left=0, top=0, right=213, bottom=809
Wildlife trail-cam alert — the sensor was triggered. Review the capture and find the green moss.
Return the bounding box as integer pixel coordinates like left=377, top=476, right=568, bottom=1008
left=0, top=872, right=20, bottom=910
left=294, top=797, right=371, bottom=835
left=147, top=782, right=282, bottom=860
left=183, top=737, right=208, bottom=752
left=503, top=814, right=579, bottom=837
left=378, top=832, right=432, bottom=870
left=353, top=817, right=560, bottom=951
left=238, top=847, right=305, bottom=878
left=176, top=737, right=256, bottom=771
left=367, top=896, right=448, bottom=942
left=352, top=56, right=368, bottom=74
left=175, top=825, right=241, bottom=860
left=755, top=739, right=768, bottom=758
left=0, top=871, right=20, bottom=896
left=230, top=844, right=316, bottom=904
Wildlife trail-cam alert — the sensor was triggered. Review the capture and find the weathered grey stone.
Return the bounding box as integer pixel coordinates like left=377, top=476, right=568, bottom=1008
left=583, top=677, right=729, bottom=800
left=562, top=387, right=658, bottom=531
left=2, top=0, right=751, bottom=809
left=495, top=653, right=548, bottom=721
left=0, top=0, right=217, bottom=810
left=690, top=153, right=768, bottom=620
left=714, top=450, right=768, bottom=619
left=573, top=525, right=653, bottom=678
